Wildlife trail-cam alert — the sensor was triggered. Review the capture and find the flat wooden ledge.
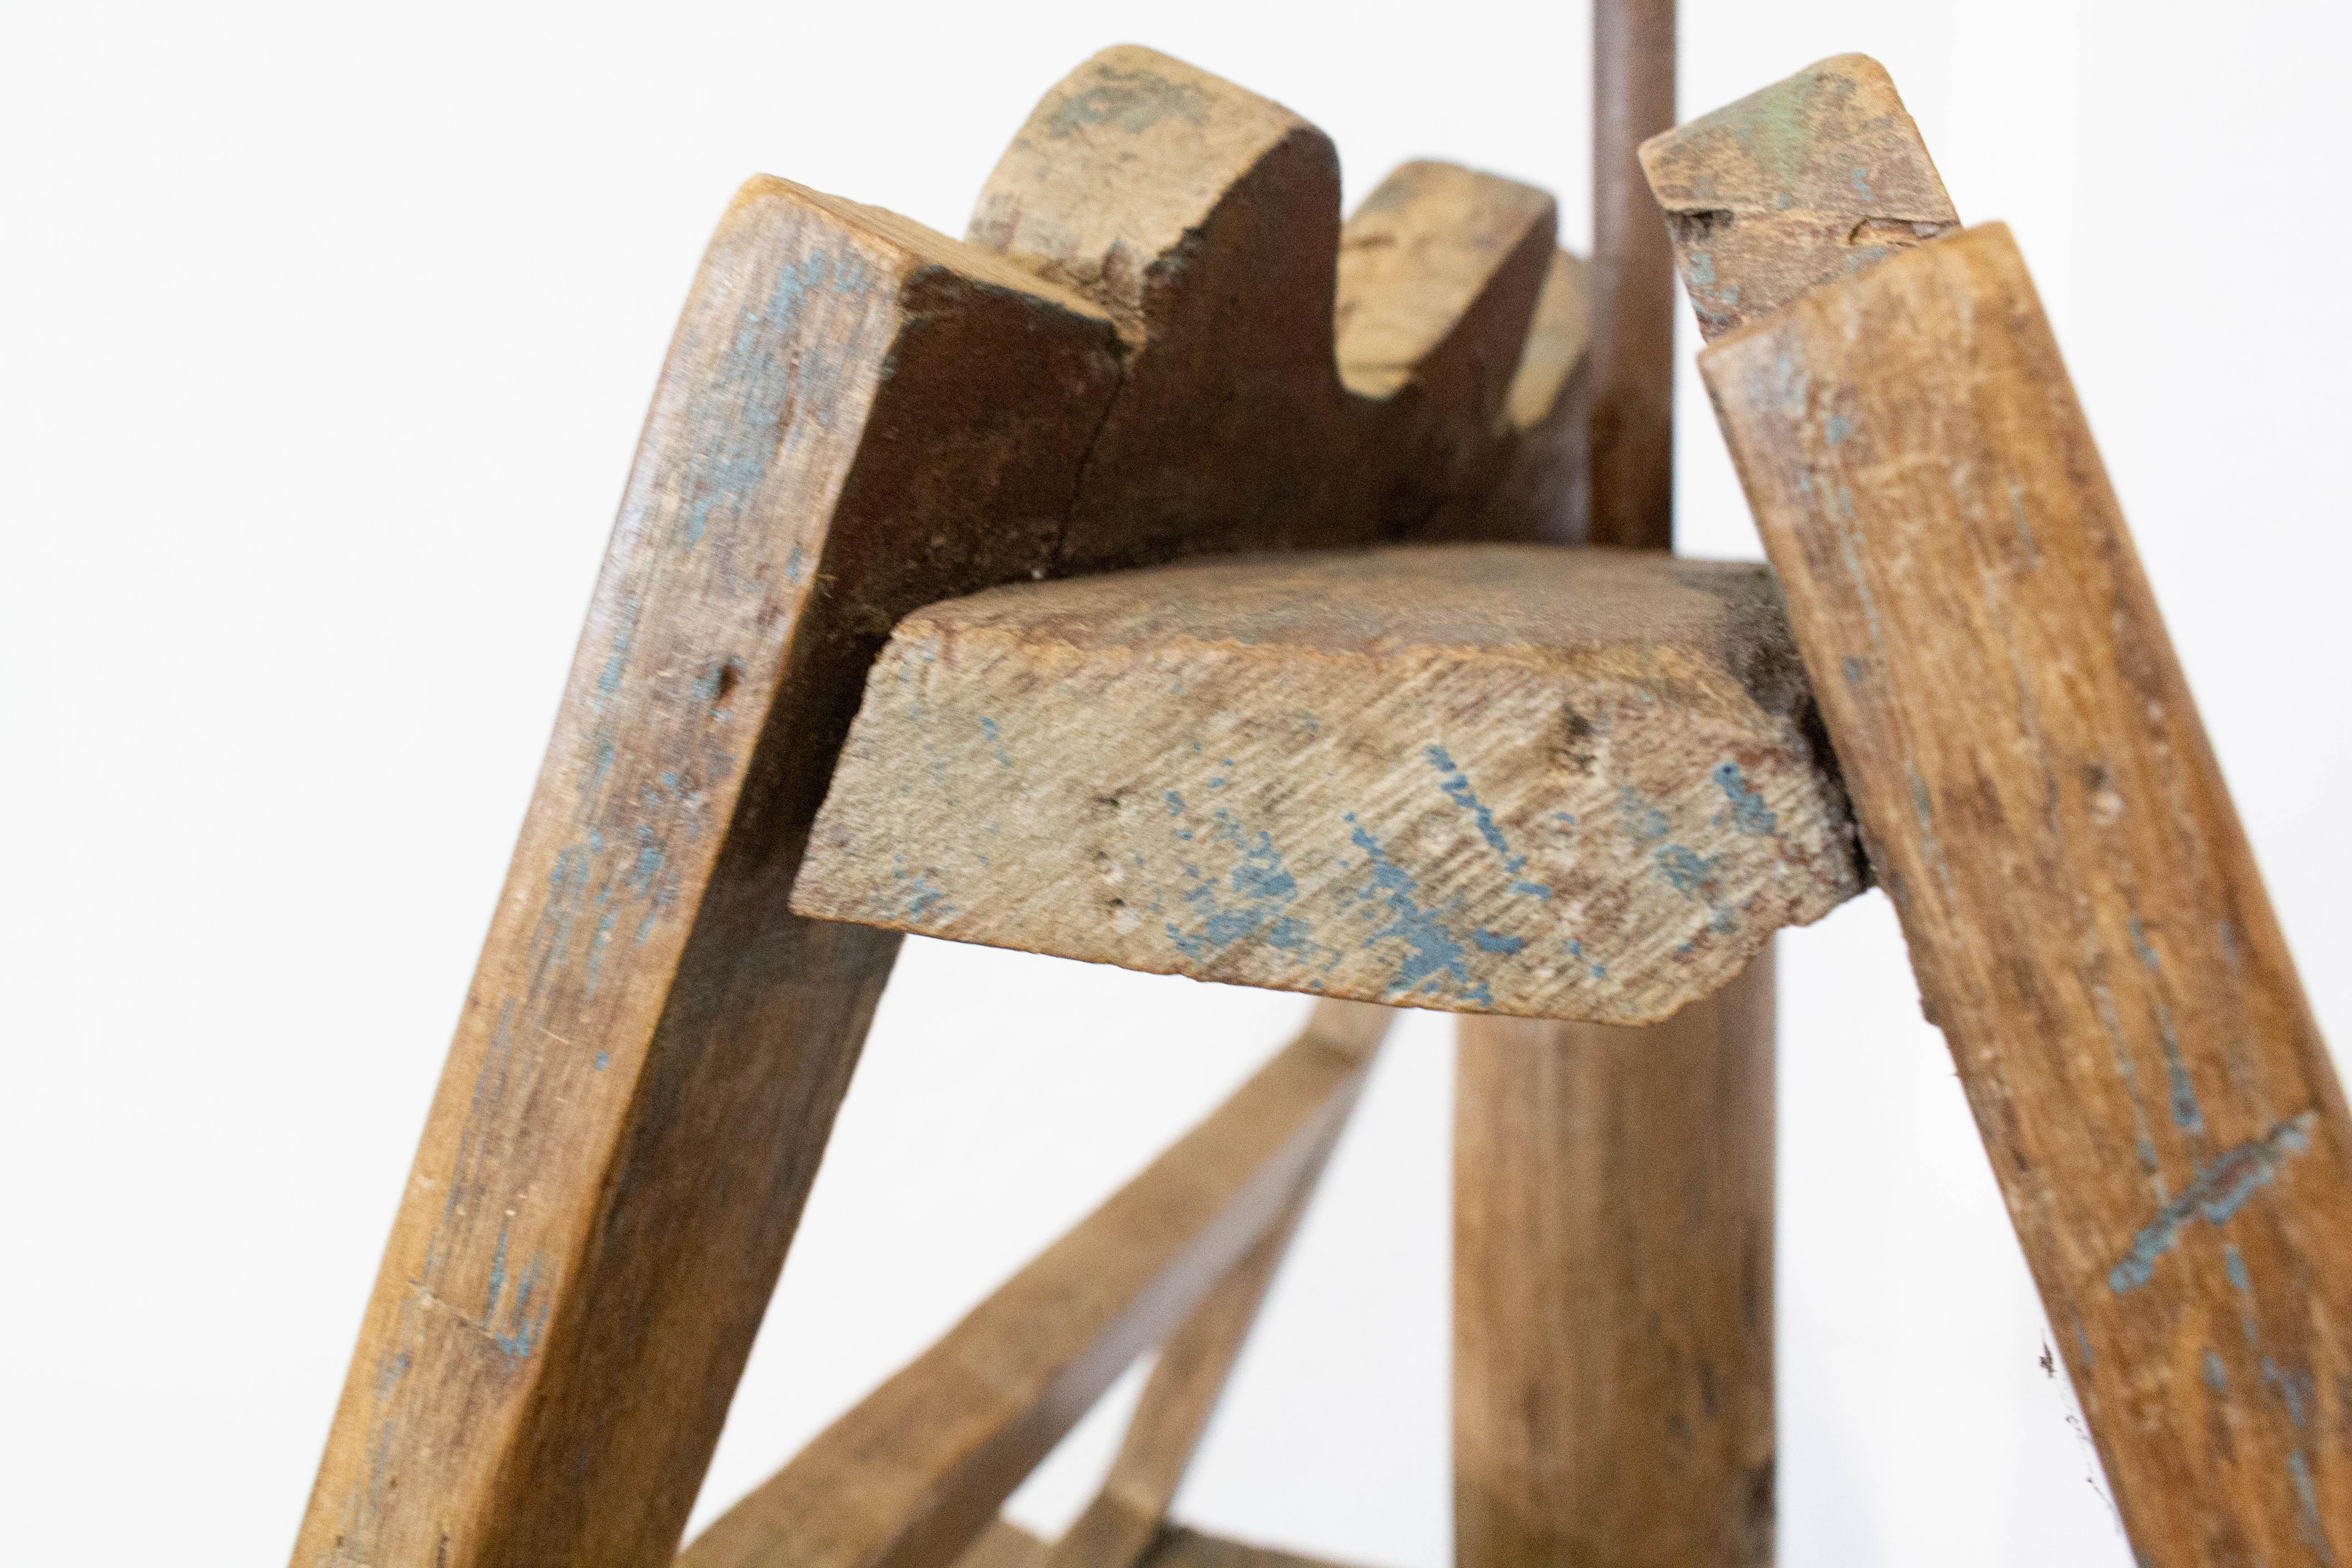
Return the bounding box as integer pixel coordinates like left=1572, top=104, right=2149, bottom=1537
left=793, top=544, right=1863, bottom=1025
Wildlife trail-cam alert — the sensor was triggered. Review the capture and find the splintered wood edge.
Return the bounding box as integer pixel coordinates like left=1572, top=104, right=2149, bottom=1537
left=1638, top=53, right=1957, bottom=339
left=794, top=546, right=1862, bottom=1025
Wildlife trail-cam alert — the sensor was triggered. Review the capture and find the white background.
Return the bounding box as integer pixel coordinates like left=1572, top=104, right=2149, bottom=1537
left=4, top=2, right=2346, bottom=1563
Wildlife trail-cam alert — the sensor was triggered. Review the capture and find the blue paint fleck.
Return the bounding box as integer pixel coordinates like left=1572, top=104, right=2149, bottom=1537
left=1713, top=761, right=1778, bottom=835
left=2287, top=1449, right=2337, bottom=1563
left=1472, top=929, right=1524, bottom=955
left=1345, top=815, right=1475, bottom=1000
left=1617, top=786, right=1668, bottom=845
left=1824, top=412, right=1854, bottom=445
left=2226, top=1246, right=2252, bottom=1292
left=1164, top=790, right=1186, bottom=815
left=978, top=715, right=1012, bottom=769
left=2203, top=1349, right=2227, bottom=1392
left=1425, top=745, right=1524, bottom=871
left=593, top=1051, right=610, bottom=1071
left=2108, top=1117, right=2313, bottom=1291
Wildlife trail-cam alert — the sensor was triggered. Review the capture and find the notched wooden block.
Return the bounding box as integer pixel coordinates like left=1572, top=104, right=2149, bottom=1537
left=1639, top=54, right=1956, bottom=339
left=794, top=545, right=1863, bottom=1025
left=970, top=45, right=1573, bottom=567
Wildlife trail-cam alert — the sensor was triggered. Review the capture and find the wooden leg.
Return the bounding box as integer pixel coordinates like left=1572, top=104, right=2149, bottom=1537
left=1454, top=1, right=1780, bottom=1559
left=1455, top=951, right=1775, bottom=1567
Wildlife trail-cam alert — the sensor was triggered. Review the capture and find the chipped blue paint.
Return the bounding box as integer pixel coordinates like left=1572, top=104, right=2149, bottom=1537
left=2108, top=1116, right=2314, bottom=1291
left=2288, top=1449, right=2337, bottom=1564
left=978, top=715, right=1013, bottom=769
left=1713, top=761, right=1778, bottom=835
left=1472, top=929, right=1524, bottom=955
left=1656, top=843, right=1717, bottom=897
left=2225, top=1246, right=2252, bottom=1292
left=1823, top=412, right=1853, bottom=445
left=1344, top=815, right=1481, bottom=1003
left=490, top=1247, right=549, bottom=1361
left=2264, top=1357, right=2315, bottom=1430
left=1166, top=817, right=1317, bottom=965
left=1617, top=786, right=1668, bottom=845
left=784, top=543, right=805, bottom=585
left=593, top=1051, right=609, bottom=1071
left=1512, top=880, right=1553, bottom=899
left=1164, top=789, right=1186, bottom=815
left=903, top=875, right=948, bottom=921
left=1425, top=745, right=1525, bottom=870
left=2204, top=1349, right=2228, bottom=1392
left=2157, top=1002, right=2203, bottom=1134
left=1850, top=166, right=1874, bottom=199
left=591, top=595, right=642, bottom=715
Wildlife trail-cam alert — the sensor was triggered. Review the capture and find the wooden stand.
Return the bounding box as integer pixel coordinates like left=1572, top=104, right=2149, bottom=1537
left=290, top=29, right=2348, bottom=1568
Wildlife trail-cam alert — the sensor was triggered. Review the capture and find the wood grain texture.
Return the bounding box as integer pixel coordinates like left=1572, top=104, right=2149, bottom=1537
left=1586, top=0, right=1677, bottom=549
left=1704, top=220, right=2352, bottom=1567
left=969, top=47, right=1562, bottom=571
left=294, top=177, right=1121, bottom=1568
left=794, top=544, right=1861, bottom=1024
left=1456, top=956, right=1776, bottom=1567
left=1639, top=54, right=1957, bottom=342
left=678, top=1002, right=1391, bottom=1568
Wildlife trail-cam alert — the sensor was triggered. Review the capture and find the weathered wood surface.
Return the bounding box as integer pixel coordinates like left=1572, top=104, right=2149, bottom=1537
left=1639, top=54, right=1957, bottom=342
left=678, top=1003, right=1390, bottom=1568
left=293, top=177, right=1121, bottom=1568
left=299, top=42, right=1595, bottom=1566
left=795, top=544, right=1862, bottom=1024
left=1704, top=220, right=2352, bottom=1566
left=1456, top=956, right=1775, bottom=1565
left=1453, top=13, right=1783, bottom=1563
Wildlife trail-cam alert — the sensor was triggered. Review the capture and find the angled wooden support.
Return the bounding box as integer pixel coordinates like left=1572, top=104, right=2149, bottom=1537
left=293, top=178, right=1121, bottom=1568
left=794, top=544, right=1861, bottom=1024
left=296, top=41, right=1597, bottom=1567
left=678, top=1002, right=1391, bottom=1568
left=1039, top=1187, right=1315, bottom=1568
left=1668, top=53, right=2352, bottom=1567
left=965, top=1522, right=1365, bottom=1568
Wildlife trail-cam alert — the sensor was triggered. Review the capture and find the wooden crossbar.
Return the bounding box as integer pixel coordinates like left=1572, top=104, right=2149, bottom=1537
left=678, top=1002, right=1390, bottom=1568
